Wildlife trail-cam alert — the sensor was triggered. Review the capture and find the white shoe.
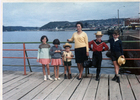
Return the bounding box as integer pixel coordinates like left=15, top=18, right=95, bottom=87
left=48, top=77, right=54, bottom=81
left=44, top=76, right=47, bottom=81
left=57, top=77, right=61, bottom=80
left=54, top=78, right=57, bottom=81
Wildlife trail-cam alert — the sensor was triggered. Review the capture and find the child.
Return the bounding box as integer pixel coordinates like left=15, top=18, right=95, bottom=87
left=37, top=35, right=53, bottom=81
left=49, top=39, right=63, bottom=81
left=108, top=30, right=125, bottom=83
left=89, top=31, right=109, bottom=81
left=62, top=43, right=74, bottom=79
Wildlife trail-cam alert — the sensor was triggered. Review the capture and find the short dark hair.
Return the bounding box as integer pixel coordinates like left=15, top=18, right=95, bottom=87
left=75, top=22, right=83, bottom=28
left=113, top=30, right=120, bottom=35
left=53, top=39, right=60, bottom=45
left=40, top=35, right=48, bottom=42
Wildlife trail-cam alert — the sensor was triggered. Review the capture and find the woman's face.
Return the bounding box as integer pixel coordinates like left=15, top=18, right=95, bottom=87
left=76, top=24, right=82, bottom=32
left=42, top=37, right=47, bottom=44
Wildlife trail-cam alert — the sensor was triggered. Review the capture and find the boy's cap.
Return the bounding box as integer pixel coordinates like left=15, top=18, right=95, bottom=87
left=94, top=31, right=103, bottom=36
left=63, top=43, right=72, bottom=48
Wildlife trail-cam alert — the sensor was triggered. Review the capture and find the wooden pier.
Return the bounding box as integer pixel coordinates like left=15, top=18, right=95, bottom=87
left=3, top=71, right=140, bottom=100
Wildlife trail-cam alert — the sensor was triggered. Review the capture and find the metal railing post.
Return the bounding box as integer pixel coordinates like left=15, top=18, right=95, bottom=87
left=25, top=49, right=32, bottom=72
left=23, top=43, right=27, bottom=75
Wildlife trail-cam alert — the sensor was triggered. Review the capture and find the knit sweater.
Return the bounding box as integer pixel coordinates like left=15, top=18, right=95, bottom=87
left=89, top=39, right=109, bottom=52
left=37, top=43, right=51, bottom=59
left=108, top=38, right=124, bottom=55
left=69, top=31, right=89, bottom=52
left=49, top=46, right=63, bottom=59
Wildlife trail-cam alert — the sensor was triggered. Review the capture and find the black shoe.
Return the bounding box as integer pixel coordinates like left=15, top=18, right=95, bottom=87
left=64, top=74, right=67, bottom=79
left=116, top=76, right=120, bottom=83
left=95, top=75, right=100, bottom=81
left=112, top=75, right=117, bottom=81
left=78, top=78, right=82, bottom=80
left=70, top=74, right=72, bottom=79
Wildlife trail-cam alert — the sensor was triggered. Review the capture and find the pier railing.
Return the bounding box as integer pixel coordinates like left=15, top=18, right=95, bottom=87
left=3, top=41, right=140, bottom=75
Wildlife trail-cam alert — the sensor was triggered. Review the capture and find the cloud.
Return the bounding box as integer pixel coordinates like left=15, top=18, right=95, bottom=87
left=3, top=2, right=139, bottom=27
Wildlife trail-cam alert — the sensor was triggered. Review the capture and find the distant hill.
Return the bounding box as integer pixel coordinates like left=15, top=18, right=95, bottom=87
left=40, top=21, right=76, bottom=30
left=39, top=18, right=126, bottom=30
left=3, top=18, right=126, bottom=31
left=3, top=26, right=39, bottom=31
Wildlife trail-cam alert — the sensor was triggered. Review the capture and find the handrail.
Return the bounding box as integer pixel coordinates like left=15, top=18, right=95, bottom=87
left=3, top=42, right=140, bottom=75
left=3, top=40, right=140, bottom=44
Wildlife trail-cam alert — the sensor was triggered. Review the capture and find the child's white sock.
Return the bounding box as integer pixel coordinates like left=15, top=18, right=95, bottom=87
left=48, top=75, right=50, bottom=78
left=44, top=75, right=47, bottom=80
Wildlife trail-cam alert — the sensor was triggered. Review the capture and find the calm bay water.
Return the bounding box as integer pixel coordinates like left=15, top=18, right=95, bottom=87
left=3, top=31, right=115, bottom=74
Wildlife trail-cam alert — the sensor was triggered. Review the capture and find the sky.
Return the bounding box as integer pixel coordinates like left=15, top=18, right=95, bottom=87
left=3, top=2, right=140, bottom=27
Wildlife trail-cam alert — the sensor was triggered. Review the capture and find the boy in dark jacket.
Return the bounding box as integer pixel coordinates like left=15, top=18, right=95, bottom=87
left=108, top=30, right=125, bottom=83
left=89, top=31, right=109, bottom=81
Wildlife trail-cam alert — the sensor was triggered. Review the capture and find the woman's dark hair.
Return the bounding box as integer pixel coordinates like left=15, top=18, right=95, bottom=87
left=53, top=39, right=60, bottom=45
left=75, top=22, right=83, bottom=28
left=40, top=35, right=48, bottom=42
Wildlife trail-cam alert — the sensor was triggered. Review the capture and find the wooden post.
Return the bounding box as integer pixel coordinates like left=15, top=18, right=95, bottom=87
left=23, top=43, right=27, bottom=75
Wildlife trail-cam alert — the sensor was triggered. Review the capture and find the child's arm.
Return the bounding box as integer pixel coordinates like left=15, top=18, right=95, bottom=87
left=62, top=52, right=65, bottom=66
left=119, top=41, right=124, bottom=58
left=88, top=41, right=93, bottom=50
left=49, top=47, right=55, bottom=55
left=37, top=48, right=40, bottom=62
left=103, top=42, right=109, bottom=51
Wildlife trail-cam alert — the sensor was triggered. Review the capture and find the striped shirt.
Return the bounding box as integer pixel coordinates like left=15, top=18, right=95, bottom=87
left=37, top=43, right=51, bottom=59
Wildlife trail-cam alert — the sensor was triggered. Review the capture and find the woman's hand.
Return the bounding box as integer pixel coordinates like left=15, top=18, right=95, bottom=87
left=86, top=52, right=89, bottom=56
left=36, top=59, right=39, bottom=62
left=67, top=39, right=70, bottom=42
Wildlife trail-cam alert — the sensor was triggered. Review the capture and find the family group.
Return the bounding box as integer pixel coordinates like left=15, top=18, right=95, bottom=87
left=37, top=22, right=125, bottom=83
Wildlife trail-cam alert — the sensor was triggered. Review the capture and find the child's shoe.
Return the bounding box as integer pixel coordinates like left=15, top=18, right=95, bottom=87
left=64, top=74, right=67, bottom=79
left=57, top=77, right=61, bottom=80
left=95, top=75, right=100, bottom=81
left=70, top=74, right=72, bottom=79
left=48, top=77, right=54, bottom=81
left=54, top=78, right=57, bottom=81
left=112, top=74, right=117, bottom=81
left=116, top=76, right=120, bottom=83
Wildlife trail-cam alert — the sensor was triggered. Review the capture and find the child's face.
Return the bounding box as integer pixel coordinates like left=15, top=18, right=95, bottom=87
left=96, top=35, right=102, bottom=40
left=42, top=37, right=47, bottom=44
left=113, top=34, right=119, bottom=39
left=65, top=47, right=70, bottom=52
left=54, top=44, right=58, bottom=47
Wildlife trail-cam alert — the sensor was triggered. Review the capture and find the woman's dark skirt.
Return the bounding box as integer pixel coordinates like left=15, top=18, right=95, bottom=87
left=75, top=47, right=88, bottom=63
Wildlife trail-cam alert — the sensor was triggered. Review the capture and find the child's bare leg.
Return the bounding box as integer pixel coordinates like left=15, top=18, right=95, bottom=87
left=113, top=61, right=119, bottom=75
left=64, top=66, right=67, bottom=74
left=54, top=66, right=56, bottom=78
left=46, top=64, right=50, bottom=75
left=42, top=64, right=46, bottom=75
left=57, top=65, right=59, bottom=78
left=68, top=66, right=71, bottom=74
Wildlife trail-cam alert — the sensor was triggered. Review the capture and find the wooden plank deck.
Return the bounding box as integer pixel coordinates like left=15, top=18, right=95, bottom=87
left=3, top=71, right=140, bottom=100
